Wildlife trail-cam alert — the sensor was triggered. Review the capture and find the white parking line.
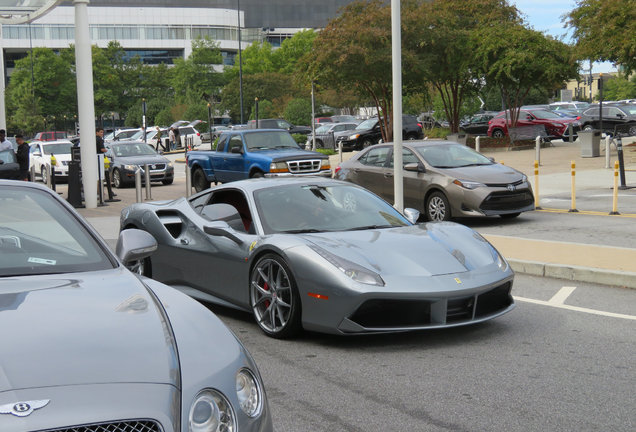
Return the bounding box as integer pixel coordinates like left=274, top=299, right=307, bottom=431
left=515, top=296, right=636, bottom=320
left=549, top=286, right=577, bottom=305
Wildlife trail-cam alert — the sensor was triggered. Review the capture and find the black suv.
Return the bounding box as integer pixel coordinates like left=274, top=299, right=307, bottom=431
left=248, top=119, right=312, bottom=135
left=579, top=104, right=636, bottom=136
left=335, top=115, right=424, bottom=150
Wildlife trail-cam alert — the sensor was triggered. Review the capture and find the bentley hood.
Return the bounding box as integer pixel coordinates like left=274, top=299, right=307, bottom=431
left=0, top=268, right=179, bottom=392
left=303, top=222, right=500, bottom=277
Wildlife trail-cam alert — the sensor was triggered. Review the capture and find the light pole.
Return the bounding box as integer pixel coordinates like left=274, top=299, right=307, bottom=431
left=237, top=0, right=244, bottom=124
left=207, top=102, right=212, bottom=139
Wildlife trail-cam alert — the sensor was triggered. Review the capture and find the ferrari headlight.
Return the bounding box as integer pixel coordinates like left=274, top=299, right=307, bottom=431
left=188, top=389, right=236, bottom=432
left=124, top=164, right=137, bottom=171
left=269, top=161, right=289, bottom=173
left=310, top=245, right=385, bottom=286
left=495, top=251, right=508, bottom=270
left=453, top=179, right=484, bottom=190
left=236, top=369, right=262, bottom=417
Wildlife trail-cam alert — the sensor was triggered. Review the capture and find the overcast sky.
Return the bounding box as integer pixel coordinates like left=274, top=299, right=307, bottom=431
left=511, top=0, right=617, bottom=73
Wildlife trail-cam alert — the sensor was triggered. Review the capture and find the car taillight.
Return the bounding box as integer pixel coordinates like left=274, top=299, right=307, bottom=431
left=576, top=116, right=581, bottom=120
left=488, top=120, right=492, bottom=124
left=196, top=132, right=200, bottom=136
left=417, top=122, right=422, bottom=129
left=334, top=166, right=341, bottom=175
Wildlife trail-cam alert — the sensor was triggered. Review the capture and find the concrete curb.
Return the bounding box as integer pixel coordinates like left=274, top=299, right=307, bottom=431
left=509, top=259, right=636, bottom=290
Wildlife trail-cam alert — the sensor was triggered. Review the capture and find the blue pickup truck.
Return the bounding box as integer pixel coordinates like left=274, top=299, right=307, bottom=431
left=186, top=129, right=332, bottom=191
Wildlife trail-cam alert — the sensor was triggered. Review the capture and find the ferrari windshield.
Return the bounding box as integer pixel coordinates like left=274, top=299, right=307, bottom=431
left=254, top=183, right=410, bottom=234
left=0, top=186, right=114, bottom=276
left=416, top=144, right=493, bottom=168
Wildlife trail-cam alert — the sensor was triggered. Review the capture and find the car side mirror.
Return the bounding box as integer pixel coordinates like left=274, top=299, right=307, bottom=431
left=230, top=146, right=243, bottom=154
left=204, top=222, right=244, bottom=245
left=33, top=151, right=42, bottom=157
left=403, top=208, right=420, bottom=224
left=404, top=162, right=425, bottom=173
left=488, top=156, right=495, bottom=162
left=116, top=229, right=158, bottom=265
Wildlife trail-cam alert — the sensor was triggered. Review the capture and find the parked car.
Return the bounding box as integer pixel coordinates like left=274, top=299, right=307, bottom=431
left=487, top=109, right=581, bottom=141
left=105, top=141, right=174, bottom=188
left=32, top=131, right=67, bottom=141
left=120, top=177, right=515, bottom=338
left=459, top=112, right=498, bottom=135
left=335, top=141, right=534, bottom=221
left=335, top=115, right=424, bottom=150
left=177, top=125, right=203, bottom=149
left=29, top=140, right=73, bottom=184
left=314, top=117, right=333, bottom=124
left=306, top=122, right=358, bottom=149
left=0, top=180, right=273, bottom=432
left=247, top=119, right=312, bottom=135
left=0, top=149, right=20, bottom=179
left=549, top=101, right=590, bottom=112
left=104, top=128, right=142, bottom=142
left=331, top=114, right=360, bottom=124
left=578, top=104, right=636, bottom=136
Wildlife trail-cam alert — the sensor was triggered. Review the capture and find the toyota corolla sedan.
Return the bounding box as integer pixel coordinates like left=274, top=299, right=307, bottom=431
left=335, top=141, right=534, bottom=221
left=0, top=180, right=273, bottom=432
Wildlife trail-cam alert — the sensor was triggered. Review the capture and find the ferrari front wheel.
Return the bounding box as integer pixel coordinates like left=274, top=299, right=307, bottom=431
left=250, top=254, right=301, bottom=338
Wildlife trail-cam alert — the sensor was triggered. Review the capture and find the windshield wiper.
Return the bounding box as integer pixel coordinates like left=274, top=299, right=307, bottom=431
left=345, top=224, right=394, bottom=231
left=274, top=145, right=299, bottom=149
left=457, top=163, right=491, bottom=167
left=281, top=228, right=324, bottom=234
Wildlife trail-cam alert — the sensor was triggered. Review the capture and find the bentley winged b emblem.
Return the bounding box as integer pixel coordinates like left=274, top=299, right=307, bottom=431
left=0, top=400, right=50, bottom=417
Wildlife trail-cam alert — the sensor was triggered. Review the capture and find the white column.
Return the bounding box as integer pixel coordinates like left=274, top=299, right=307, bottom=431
left=391, top=0, right=403, bottom=212
left=74, top=0, right=98, bottom=208
left=0, top=24, right=6, bottom=130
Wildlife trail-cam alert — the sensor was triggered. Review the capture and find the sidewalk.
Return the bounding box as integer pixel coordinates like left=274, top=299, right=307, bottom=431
left=70, top=137, right=636, bottom=290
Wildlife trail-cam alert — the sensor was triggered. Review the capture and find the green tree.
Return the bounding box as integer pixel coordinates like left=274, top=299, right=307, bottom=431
left=602, top=74, right=636, bottom=100
left=565, top=0, right=636, bottom=73
left=172, top=37, right=224, bottom=104
left=273, top=30, right=317, bottom=75
left=284, top=98, right=312, bottom=125
left=474, top=23, right=578, bottom=132
left=221, top=72, right=294, bottom=122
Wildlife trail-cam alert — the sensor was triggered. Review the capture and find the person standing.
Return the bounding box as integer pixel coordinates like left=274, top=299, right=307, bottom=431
left=155, top=126, right=165, bottom=152
left=95, top=127, right=107, bottom=154
left=172, top=127, right=180, bottom=151
left=0, top=129, right=13, bottom=152
left=168, top=127, right=176, bottom=151
left=15, top=135, right=30, bottom=181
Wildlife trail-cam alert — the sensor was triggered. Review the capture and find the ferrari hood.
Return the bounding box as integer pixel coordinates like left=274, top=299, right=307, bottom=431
left=439, top=163, right=524, bottom=184
left=302, top=222, right=498, bottom=277
left=0, top=268, right=179, bottom=392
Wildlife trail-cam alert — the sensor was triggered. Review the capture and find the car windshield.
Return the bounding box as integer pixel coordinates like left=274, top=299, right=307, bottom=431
left=130, top=130, right=156, bottom=140
left=244, top=131, right=300, bottom=150
left=254, top=184, right=409, bottom=234
left=356, top=118, right=377, bottom=130
left=0, top=150, right=17, bottom=163
left=531, top=110, right=562, bottom=120
left=42, top=143, right=72, bottom=155
left=0, top=186, right=114, bottom=276
left=415, top=144, right=493, bottom=168
left=315, top=125, right=333, bottom=134
left=111, top=143, right=157, bottom=157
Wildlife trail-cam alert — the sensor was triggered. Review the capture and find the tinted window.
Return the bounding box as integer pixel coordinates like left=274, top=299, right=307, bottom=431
left=416, top=144, right=492, bottom=168
left=111, top=143, right=157, bottom=156
left=531, top=110, right=562, bottom=120
left=358, top=147, right=390, bottom=167
left=388, top=148, right=419, bottom=168
left=0, top=186, right=113, bottom=276
left=243, top=131, right=299, bottom=150
left=254, top=184, right=409, bottom=234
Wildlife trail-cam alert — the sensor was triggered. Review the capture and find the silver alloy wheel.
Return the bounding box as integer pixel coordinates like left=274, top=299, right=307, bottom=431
left=251, top=257, right=293, bottom=334
left=629, top=125, right=636, bottom=136
left=492, top=129, right=505, bottom=138
left=41, top=166, right=48, bottom=184
left=427, top=195, right=447, bottom=221
left=113, top=169, right=122, bottom=188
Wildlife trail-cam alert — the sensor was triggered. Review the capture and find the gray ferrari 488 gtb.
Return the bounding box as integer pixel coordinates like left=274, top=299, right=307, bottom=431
left=120, top=177, right=515, bottom=338
left=0, top=180, right=273, bottom=432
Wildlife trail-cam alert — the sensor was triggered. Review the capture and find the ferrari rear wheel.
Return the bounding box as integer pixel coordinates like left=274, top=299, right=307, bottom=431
left=250, top=254, right=301, bottom=338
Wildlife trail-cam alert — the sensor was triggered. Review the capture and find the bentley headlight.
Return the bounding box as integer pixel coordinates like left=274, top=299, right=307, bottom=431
left=453, top=179, right=484, bottom=190
left=236, top=369, right=262, bottom=417
left=189, top=389, right=236, bottom=432
left=310, top=245, right=384, bottom=286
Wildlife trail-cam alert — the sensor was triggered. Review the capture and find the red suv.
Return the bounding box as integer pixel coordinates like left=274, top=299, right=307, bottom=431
left=33, top=131, right=68, bottom=141
left=487, top=109, right=581, bottom=140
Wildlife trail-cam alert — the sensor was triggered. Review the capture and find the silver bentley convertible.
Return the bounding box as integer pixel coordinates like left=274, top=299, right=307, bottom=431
left=0, top=180, right=273, bottom=432
left=120, top=177, right=515, bottom=338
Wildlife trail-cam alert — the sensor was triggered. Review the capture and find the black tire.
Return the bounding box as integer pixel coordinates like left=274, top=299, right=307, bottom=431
left=426, top=191, right=451, bottom=222
left=492, top=129, right=505, bottom=139
left=406, top=134, right=417, bottom=140
left=583, top=124, right=594, bottom=131
left=315, top=139, right=324, bottom=149
left=499, top=212, right=521, bottom=219
left=362, top=138, right=373, bottom=149
left=192, top=167, right=210, bottom=192
left=250, top=254, right=302, bottom=338
left=41, top=166, right=48, bottom=184
left=629, top=125, right=636, bottom=137
left=112, top=169, right=125, bottom=188
left=250, top=171, right=264, bottom=178
left=161, top=178, right=174, bottom=185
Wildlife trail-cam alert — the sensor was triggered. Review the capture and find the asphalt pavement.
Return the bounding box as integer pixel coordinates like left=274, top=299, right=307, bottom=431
left=56, top=136, right=636, bottom=289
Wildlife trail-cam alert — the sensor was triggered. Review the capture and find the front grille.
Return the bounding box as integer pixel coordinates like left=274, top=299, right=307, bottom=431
left=446, top=296, right=474, bottom=323
left=484, top=179, right=524, bottom=188
left=475, top=282, right=513, bottom=318
left=480, top=190, right=534, bottom=211
left=349, top=299, right=432, bottom=327
left=287, top=159, right=322, bottom=173
left=42, top=419, right=162, bottom=432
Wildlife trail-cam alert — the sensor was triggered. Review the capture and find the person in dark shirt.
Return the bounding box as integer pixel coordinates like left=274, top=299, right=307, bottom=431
left=15, top=134, right=30, bottom=181
left=96, top=127, right=106, bottom=154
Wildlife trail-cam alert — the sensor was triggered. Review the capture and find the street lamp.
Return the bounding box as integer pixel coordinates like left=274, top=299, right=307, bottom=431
left=237, top=0, right=244, bottom=124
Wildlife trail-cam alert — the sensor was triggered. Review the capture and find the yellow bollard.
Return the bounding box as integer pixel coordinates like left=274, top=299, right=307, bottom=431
left=533, top=160, right=541, bottom=210
left=569, top=160, right=578, bottom=212
left=500, top=161, right=504, bottom=165
left=610, top=160, right=620, bottom=215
